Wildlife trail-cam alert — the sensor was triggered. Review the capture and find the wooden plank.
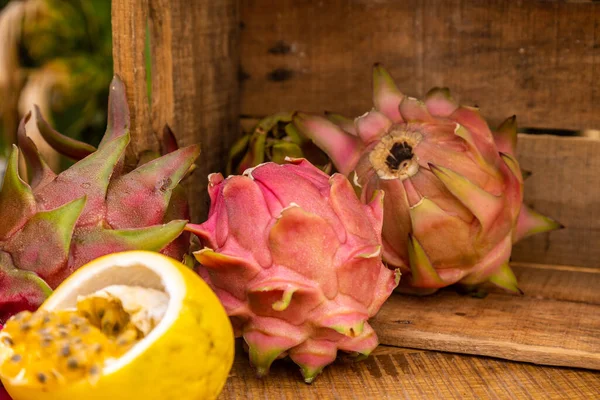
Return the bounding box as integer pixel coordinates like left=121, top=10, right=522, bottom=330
left=112, top=0, right=240, bottom=220
left=238, top=118, right=599, bottom=268
left=147, top=0, right=240, bottom=220
left=512, top=134, right=600, bottom=269
left=239, top=0, right=600, bottom=131
left=510, top=263, right=600, bottom=304
left=219, top=344, right=600, bottom=399
left=111, top=0, right=155, bottom=167
left=369, top=263, right=600, bottom=370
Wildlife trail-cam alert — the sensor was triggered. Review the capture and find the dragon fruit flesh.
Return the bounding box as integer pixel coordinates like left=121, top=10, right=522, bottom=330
left=293, top=64, right=562, bottom=293
left=187, top=159, right=399, bottom=382
left=0, top=76, right=200, bottom=324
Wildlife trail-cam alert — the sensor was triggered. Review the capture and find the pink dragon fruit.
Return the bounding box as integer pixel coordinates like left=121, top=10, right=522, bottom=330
left=186, top=159, right=399, bottom=382
left=0, top=76, right=199, bottom=324
left=292, top=64, right=562, bottom=293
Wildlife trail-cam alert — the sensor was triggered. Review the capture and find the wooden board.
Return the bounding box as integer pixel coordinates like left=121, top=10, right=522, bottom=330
left=239, top=0, right=600, bottom=131
left=219, top=344, right=600, bottom=399
left=370, top=262, right=600, bottom=370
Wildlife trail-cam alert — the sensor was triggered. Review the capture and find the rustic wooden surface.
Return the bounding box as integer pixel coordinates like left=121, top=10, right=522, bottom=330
left=372, top=262, right=600, bottom=370
left=111, top=0, right=154, bottom=164
left=239, top=0, right=600, bottom=131
left=220, top=345, right=600, bottom=400
left=112, top=0, right=240, bottom=220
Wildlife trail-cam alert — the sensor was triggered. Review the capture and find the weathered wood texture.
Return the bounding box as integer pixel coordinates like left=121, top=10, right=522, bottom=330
left=512, top=135, right=600, bottom=268
left=112, top=0, right=240, bottom=220
left=220, top=344, right=600, bottom=400
left=371, top=262, right=600, bottom=370
left=239, top=0, right=600, bottom=131
left=111, top=0, right=154, bottom=164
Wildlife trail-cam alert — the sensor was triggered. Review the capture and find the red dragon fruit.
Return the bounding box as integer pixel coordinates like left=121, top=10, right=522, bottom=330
left=292, top=64, right=562, bottom=293
left=187, top=159, right=399, bottom=382
left=0, top=76, right=199, bottom=325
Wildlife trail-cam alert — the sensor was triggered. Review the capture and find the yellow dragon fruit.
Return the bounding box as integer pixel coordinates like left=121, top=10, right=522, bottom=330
left=0, top=76, right=199, bottom=324
left=293, top=64, right=562, bottom=294
left=187, top=159, right=399, bottom=382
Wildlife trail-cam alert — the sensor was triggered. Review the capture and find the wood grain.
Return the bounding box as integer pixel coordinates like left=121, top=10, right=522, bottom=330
left=511, top=135, right=600, bottom=269
left=147, top=0, right=240, bottom=220
left=219, top=343, right=600, bottom=400
left=111, top=0, right=155, bottom=167
left=370, top=263, right=600, bottom=370
left=112, top=0, right=240, bottom=220
left=239, top=0, right=600, bottom=130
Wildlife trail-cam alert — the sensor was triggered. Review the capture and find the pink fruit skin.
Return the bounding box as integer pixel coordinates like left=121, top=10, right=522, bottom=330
left=0, top=76, right=198, bottom=325
left=292, top=64, right=561, bottom=293
left=187, top=159, right=399, bottom=382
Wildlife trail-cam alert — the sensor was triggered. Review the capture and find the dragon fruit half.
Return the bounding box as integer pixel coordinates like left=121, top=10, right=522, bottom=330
left=0, top=76, right=199, bottom=324
left=187, top=159, right=399, bottom=382
left=293, top=64, right=562, bottom=293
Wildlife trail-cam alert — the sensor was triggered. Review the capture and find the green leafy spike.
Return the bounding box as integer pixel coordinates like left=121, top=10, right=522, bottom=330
left=5, top=197, right=86, bottom=286
left=407, top=234, right=444, bottom=287
left=488, top=263, right=523, bottom=294
left=0, top=146, right=36, bottom=240
left=429, top=163, right=502, bottom=233
left=100, top=220, right=188, bottom=252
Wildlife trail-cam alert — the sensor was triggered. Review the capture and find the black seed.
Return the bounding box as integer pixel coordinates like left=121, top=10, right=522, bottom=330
left=10, top=354, right=22, bottom=362
left=385, top=141, right=414, bottom=171
left=112, top=323, right=121, bottom=335
left=43, top=315, right=51, bottom=324
left=98, top=310, right=105, bottom=319
left=37, top=372, right=47, bottom=384
left=2, top=337, right=14, bottom=346
left=60, top=345, right=71, bottom=357
left=67, top=357, right=80, bottom=369
left=89, top=365, right=100, bottom=375
left=20, top=323, right=32, bottom=332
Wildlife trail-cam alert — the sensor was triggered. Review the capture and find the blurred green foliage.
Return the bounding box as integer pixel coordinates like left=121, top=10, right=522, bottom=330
left=0, top=0, right=113, bottom=157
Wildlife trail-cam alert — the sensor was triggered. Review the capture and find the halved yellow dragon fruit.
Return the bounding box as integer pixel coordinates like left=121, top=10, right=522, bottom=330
left=293, top=64, right=562, bottom=293
left=187, top=159, right=399, bottom=382
left=0, top=76, right=199, bottom=324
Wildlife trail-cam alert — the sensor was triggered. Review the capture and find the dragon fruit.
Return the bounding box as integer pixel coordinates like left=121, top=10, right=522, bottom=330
left=226, top=111, right=331, bottom=175
left=293, top=64, right=562, bottom=293
left=187, top=159, right=399, bottom=382
left=0, top=76, right=199, bottom=324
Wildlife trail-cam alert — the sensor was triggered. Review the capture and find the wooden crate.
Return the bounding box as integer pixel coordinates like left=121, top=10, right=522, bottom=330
left=111, top=0, right=600, bottom=397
